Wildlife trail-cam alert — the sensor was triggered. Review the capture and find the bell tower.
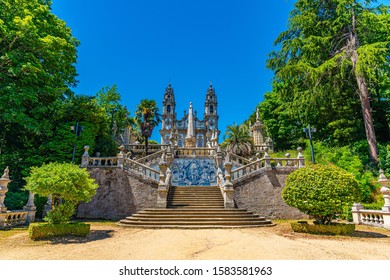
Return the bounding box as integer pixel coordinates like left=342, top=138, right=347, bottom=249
left=160, top=84, right=176, bottom=144
left=204, top=83, right=219, bottom=143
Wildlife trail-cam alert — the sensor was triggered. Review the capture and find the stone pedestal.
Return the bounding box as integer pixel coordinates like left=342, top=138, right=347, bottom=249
left=81, top=145, right=90, bottom=167
left=0, top=167, right=11, bottom=213
left=42, top=194, right=53, bottom=218
left=351, top=203, right=364, bottom=224
left=23, top=191, right=36, bottom=224
left=223, top=161, right=234, bottom=208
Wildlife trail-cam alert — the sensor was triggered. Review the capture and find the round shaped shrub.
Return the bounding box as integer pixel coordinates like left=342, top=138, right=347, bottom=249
left=282, top=164, right=360, bottom=224
left=25, top=162, right=98, bottom=224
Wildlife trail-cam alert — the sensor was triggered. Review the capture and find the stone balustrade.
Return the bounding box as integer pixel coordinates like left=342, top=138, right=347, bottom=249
left=227, top=152, right=252, bottom=165
left=231, top=158, right=301, bottom=182
left=123, top=158, right=160, bottom=182
left=134, top=149, right=166, bottom=166
left=175, top=147, right=216, bottom=157
left=87, top=157, right=118, bottom=167
left=352, top=170, right=390, bottom=229
left=125, top=144, right=170, bottom=155
left=0, top=167, right=36, bottom=229
left=0, top=211, right=28, bottom=228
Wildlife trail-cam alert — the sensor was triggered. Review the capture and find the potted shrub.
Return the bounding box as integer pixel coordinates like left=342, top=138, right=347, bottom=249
left=24, top=162, right=98, bottom=239
left=282, top=164, right=360, bottom=235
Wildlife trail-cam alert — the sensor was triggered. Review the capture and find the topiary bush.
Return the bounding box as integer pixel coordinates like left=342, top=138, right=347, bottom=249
left=24, top=162, right=99, bottom=224
left=28, top=222, right=90, bottom=240
left=282, top=164, right=360, bottom=225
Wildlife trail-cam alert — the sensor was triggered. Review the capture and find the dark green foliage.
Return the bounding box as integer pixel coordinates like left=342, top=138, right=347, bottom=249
left=135, top=99, right=161, bottom=155
left=4, top=191, right=28, bottom=210
left=290, top=222, right=355, bottom=235
left=283, top=164, right=360, bottom=224
left=28, top=222, right=90, bottom=240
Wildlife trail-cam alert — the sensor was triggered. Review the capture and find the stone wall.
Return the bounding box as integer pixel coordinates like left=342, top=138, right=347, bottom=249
left=77, top=168, right=158, bottom=220
left=233, top=167, right=306, bottom=219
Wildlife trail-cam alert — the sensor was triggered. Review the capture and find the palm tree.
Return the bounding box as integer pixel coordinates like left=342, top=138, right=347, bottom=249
left=135, top=99, right=161, bottom=155
left=221, top=123, right=254, bottom=158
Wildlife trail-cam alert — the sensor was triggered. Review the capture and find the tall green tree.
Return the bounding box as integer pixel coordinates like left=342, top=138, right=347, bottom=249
left=0, top=0, right=79, bottom=190
left=267, top=0, right=390, bottom=164
left=135, top=99, right=161, bottom=155
left=221, top=124, right=254, bottom=157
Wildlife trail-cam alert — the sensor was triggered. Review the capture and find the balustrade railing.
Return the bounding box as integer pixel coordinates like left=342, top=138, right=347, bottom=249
left=360, top=210, right=385, bottom=226
left=230, top=157, right=301, bottom=181
left=175, top=147, right=216, bottom=157
left=0, top=211, right=28, bottom=228
left=134, top=149, right=166, bottom=166
left=125, top=144, right=169, bottom=154
left=227, top=153, right=252, bottom=165
left=123, top=158, right=160, bottom=182
left=87, top=157, right=118, bottom=167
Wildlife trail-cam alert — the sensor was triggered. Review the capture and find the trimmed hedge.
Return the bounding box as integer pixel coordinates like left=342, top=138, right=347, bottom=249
left=291, top=221, right=355, bottom=235
left=28, top=222, right=90, bottom=240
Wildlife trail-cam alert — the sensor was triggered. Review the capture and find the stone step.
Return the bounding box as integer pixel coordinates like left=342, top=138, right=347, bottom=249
left=118, top=224, right=274, bottom=229
left=131, top=213, right=259, bottom=218
left=118, top=185, right=274, bottom=228
left=126, top=215, right=265, bottom=222
left=119, top=219, right=272, bottom=226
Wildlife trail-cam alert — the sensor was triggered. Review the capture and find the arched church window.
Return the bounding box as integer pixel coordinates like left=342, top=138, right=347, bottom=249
left=210, top=105, right=214, bottom=114
left=178, top=139, right=183, bottom=147
left=167, top=105, right=171, bottom=114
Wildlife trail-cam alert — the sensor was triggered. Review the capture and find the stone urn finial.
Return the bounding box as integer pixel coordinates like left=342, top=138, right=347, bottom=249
left=1, top=166, right=9, bottom=179
left=83, top=145, right=90, bottom=155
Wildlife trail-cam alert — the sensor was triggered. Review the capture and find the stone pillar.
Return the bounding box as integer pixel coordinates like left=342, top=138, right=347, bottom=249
left=156, top=153, right=168, bottom=208
left=81, top=145, right=90, bottom=167
left=378, top=169, right=390, bottom=230
left=117, top=145, right=125, bottom=169
left=297, top=147, right=305, bottom=167
left=351, top=203, right=364, bottom=224
left=42, top=194, right=52, bottom=218
left=216, top=146, right=223, bottom=168
left=263, top=148, right=271, bottom=168
left=0, top=166, right=11, bottom=213
left=23, top=191, right=36, bottom=224
left=223, top=160, right=234, bottom=208
left=166, top=147, right=173, bottom=167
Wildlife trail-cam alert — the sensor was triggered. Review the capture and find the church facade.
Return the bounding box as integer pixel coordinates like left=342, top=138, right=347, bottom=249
left=160, top=84, right=220, bottom=148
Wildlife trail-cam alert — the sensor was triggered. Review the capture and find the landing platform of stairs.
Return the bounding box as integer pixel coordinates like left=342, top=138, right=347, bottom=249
left=119, top=186, right=274, bottom=228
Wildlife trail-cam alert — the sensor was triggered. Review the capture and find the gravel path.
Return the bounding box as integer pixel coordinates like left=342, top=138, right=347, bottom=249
left=0, top=222, right=389, bottom=260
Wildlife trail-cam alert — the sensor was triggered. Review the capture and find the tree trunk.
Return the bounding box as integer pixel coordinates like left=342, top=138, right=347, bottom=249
left=356, top=73, right=379, bottom=164
left=144, top=136, right=149, bottom=156
left=349, top=9, right=378, bottom=165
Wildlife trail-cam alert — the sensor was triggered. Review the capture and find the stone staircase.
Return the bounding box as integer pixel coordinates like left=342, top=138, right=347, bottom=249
left=119, top=186, right=274, bottom=228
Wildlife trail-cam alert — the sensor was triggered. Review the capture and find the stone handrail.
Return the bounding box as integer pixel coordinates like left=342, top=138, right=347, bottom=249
left=254, top=144, right=273, bottom=151
left=231, top=157, right=301, bottom=182
left=123, top=158, right=160, bottom=182
left=175, top=147, right=216, bottom=157
left=125, top=144, right=170, bottom=153
left=352, top=204, right=390, bottom=229
left=231, top=158, right=265, bottom=181
left=0, top=211, right=28, bottom=228
left=87, top=157, right=118, bottom=167
left=227, top=152, right=252, bottom=165
left=133, top=149, right=166, bottom=166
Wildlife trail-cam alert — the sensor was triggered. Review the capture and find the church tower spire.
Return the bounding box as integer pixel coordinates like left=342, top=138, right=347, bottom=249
left=204, top=83, right=219, bottom=144
left=185, top=102, right=196, bottom=147
left=160, top=83, right=176, bottom=144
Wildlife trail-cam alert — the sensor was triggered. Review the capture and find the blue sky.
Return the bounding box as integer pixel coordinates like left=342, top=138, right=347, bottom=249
left=51, top=0, right=390, bottom=141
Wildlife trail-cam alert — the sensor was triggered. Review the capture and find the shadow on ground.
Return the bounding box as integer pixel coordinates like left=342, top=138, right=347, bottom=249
left=49, top=229, right=115, bottom=244
left=351, top=230, right=389, bottom=238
